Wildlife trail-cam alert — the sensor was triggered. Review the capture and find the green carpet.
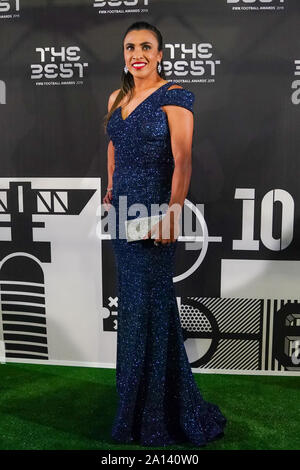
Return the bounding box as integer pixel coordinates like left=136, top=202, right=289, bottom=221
left=0, top=362, right=299, bottom=450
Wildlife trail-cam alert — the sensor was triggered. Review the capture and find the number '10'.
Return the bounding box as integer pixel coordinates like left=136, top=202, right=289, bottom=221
left=233, top=188, right=294, bottom=251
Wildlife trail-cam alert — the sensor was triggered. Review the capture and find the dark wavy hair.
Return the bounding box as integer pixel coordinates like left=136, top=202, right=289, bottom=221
left=103, top=21, right=166, bottom=133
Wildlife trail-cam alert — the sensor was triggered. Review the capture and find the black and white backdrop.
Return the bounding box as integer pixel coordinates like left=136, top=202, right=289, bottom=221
left=0, top=0, right=299, bottom=375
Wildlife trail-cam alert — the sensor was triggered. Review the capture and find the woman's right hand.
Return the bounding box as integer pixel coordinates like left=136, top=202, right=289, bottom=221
left=103, top=189, right=113, bottom=211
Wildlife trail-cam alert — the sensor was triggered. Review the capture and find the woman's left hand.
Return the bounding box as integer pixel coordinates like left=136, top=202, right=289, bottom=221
left=143, top=212, right=180, bottom=245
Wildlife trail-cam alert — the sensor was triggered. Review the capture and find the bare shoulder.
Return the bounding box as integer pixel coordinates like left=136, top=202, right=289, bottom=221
left=108, top=88, right=121, bottom=112
left=167, top=84, right=184, bottom=90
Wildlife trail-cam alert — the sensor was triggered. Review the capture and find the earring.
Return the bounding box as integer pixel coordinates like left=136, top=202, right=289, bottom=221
left=124, top=64, right=128, bottom=74
left=157, top=61, right=162, bottom=73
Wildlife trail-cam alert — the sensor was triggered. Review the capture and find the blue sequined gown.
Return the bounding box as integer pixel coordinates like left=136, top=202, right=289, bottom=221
left=106, top=81, right=227, bottom=446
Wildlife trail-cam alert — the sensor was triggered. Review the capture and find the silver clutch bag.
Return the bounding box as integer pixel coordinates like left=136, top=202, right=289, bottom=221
left=125, top=214, right=162, bottom=242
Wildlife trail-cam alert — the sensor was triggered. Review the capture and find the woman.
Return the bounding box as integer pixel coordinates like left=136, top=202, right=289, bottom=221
left=103, top=21, right=227, bottom=447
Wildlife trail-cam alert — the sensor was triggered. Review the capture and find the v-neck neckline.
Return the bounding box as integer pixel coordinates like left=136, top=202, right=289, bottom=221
left=119, top=81, right=173, bottom=122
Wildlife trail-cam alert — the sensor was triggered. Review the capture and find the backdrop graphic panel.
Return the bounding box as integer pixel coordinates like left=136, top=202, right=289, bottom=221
left=0, top=0, right=299, bottom=375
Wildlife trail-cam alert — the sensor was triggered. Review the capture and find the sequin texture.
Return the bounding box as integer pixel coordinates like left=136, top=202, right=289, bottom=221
left=106, top=81, right=227, bottom=446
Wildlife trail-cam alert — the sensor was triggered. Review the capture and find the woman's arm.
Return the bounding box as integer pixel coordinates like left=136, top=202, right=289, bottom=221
left=145, top=101, right=194, bottom=243
left=107, top=139, right=115, bottom=190
left=162, top=104, right=193, bottom=241
left=165, top=103, right=194, bottom=219
left=103, top=138, right=115, bottom=210
left=103, top=91, right=118, bottom=209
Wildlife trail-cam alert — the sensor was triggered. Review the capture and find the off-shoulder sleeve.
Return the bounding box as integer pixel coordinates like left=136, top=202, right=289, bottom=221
left=160, top=87, right=195, bottom=113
